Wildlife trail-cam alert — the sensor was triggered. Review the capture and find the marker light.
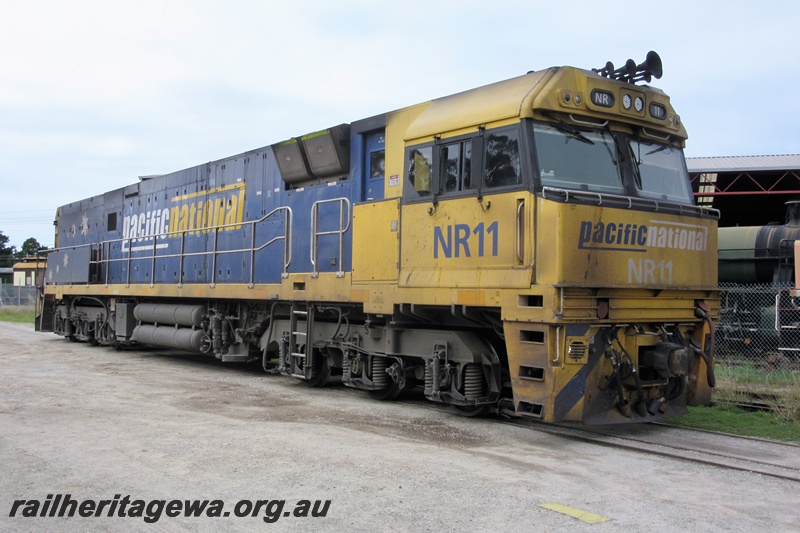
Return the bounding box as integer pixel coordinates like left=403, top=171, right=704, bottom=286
left=622, top=94, right=632, bottom=110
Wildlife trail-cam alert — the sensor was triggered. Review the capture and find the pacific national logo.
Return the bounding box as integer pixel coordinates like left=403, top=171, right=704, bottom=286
left=578, top=219, right=708, bottom=253
left=122, top=182, right=245, bottom=253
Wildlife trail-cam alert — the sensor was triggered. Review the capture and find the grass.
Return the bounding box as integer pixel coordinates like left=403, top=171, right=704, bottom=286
left=716, top=360, right=799, bottom=388
left=0, top=305, right=36, bottom=324
left=712, top=360, right=800, bottom=425
left=664, top=404, right=800, bottom=443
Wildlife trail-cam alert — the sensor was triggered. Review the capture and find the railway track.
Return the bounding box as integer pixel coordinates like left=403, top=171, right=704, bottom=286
left=510, top=419, right=800, bottom=482
left=385, top=393, right=800, bottom=482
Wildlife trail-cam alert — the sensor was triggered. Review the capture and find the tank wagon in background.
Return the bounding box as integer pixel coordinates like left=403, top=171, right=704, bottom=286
left=718, top=201, right=800, bottom=285
left=38, top=52, right=720, bottom=424
left=717, top=201, right=800, bottom=359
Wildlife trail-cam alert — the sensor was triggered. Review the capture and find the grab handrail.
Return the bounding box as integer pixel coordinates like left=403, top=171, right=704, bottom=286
left=310, top=197, right=351, bottom=278
left=45, top=206, right=293, bottom=288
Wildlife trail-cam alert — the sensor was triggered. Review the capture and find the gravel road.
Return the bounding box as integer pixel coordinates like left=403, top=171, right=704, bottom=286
left=1, top=321, right=798, bottom=532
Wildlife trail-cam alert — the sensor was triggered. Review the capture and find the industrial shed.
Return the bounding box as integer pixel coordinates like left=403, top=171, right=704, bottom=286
left=688, top=154, right=800, bottom=227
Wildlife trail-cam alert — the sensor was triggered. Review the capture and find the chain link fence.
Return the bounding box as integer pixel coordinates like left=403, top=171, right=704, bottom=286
left=716, top=282, right=800, bottom=420
left=0, top=284, right=38, bottom=307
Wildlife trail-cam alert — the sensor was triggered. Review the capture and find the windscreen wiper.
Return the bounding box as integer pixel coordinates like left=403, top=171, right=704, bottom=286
left=550, top=120, right=595, bottom=145
left=645, top=143, right=671, bottom=156
left=631, top=143, right=643, bottom=188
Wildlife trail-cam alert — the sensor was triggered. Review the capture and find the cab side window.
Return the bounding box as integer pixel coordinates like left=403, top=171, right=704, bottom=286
left=370, top=150, right=385, bottom=180
left=404, top=125, right=522, bottom=201
left=439, top=140, right=472, bottom=193
left=484, top=129, right=520, bottom=188
left=407, top=146, right=433, bottom=195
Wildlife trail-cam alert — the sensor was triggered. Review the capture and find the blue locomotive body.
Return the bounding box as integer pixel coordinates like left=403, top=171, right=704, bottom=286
left=47, top=117, right=387, bottom=288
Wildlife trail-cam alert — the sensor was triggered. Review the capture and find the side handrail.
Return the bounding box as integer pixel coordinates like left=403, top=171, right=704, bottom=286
left=541, top=186, right=721, bottom=219
left=44, top=206, right=292, bottom=288
left=516, top=200, right=524, bottom=264
left=310, top=197, right=351, bottom=278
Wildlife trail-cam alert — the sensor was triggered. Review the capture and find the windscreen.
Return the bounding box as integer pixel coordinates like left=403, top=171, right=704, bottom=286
left=629, top=140, right=694, bottom=204
left=533, top=124, right=623, bottom=194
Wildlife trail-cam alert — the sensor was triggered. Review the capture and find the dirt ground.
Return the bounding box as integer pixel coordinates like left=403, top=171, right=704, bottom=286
left=1, top=321, right=798, bottom=532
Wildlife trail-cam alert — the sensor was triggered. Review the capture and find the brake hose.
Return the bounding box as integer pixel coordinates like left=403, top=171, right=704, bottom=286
left=694, top=306, right=717, bottom=388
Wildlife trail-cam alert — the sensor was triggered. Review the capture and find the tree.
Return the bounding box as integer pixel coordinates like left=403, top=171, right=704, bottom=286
left=16, top=237, right=47, bottom=258
left=0, top=231, right=17, bottom=268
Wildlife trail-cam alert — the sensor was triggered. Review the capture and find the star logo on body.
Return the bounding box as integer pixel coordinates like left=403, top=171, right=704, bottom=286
left=81, top=213, right=89, bottom=236
left=63, top=253, right=69, bottom=267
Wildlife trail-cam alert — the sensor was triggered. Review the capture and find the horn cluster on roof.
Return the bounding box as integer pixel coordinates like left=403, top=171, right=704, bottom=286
left=592, top=51, right=663, bottom=85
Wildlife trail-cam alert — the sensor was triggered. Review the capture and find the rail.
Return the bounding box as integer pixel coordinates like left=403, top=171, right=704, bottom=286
left=310, top=197, right=351, bottom=278
left=516, top=200, right=524, bottom=264
left=541, top=186, right=721, bottom=219
left=46, top=206, right=292, bottom=289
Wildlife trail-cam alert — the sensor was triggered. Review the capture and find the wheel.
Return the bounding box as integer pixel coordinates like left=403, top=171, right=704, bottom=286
left=453, top=404, right=491, bottom=417
left=302, top=349, right=330, bottom=388
left=368, top=381, right=402, bottom=401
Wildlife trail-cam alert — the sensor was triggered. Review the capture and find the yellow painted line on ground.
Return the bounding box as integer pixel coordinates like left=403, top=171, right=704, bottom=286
left=538, top=503, right=611, bottom=524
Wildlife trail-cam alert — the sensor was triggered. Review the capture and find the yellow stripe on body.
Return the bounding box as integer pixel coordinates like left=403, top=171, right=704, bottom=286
left=171, top=182, right=245, bottom=202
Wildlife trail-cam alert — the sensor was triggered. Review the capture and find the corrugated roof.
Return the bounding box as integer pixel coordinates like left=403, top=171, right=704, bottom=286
left=687, top=154, right=800, bottom=173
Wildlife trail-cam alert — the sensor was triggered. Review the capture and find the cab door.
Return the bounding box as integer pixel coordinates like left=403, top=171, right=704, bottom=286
left=399, top=126, right=534, bottom=289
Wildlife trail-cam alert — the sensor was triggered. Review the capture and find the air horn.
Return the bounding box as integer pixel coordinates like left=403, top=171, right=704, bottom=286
left=592, top=51, right=662, bottom=84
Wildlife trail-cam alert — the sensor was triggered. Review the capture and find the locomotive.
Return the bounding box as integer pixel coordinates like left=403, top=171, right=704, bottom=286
left=38, top=52, right=719, bottom=424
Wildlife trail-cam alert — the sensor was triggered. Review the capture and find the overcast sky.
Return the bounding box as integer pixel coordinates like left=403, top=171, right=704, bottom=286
left=1, top=1, right=798, bottom=249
